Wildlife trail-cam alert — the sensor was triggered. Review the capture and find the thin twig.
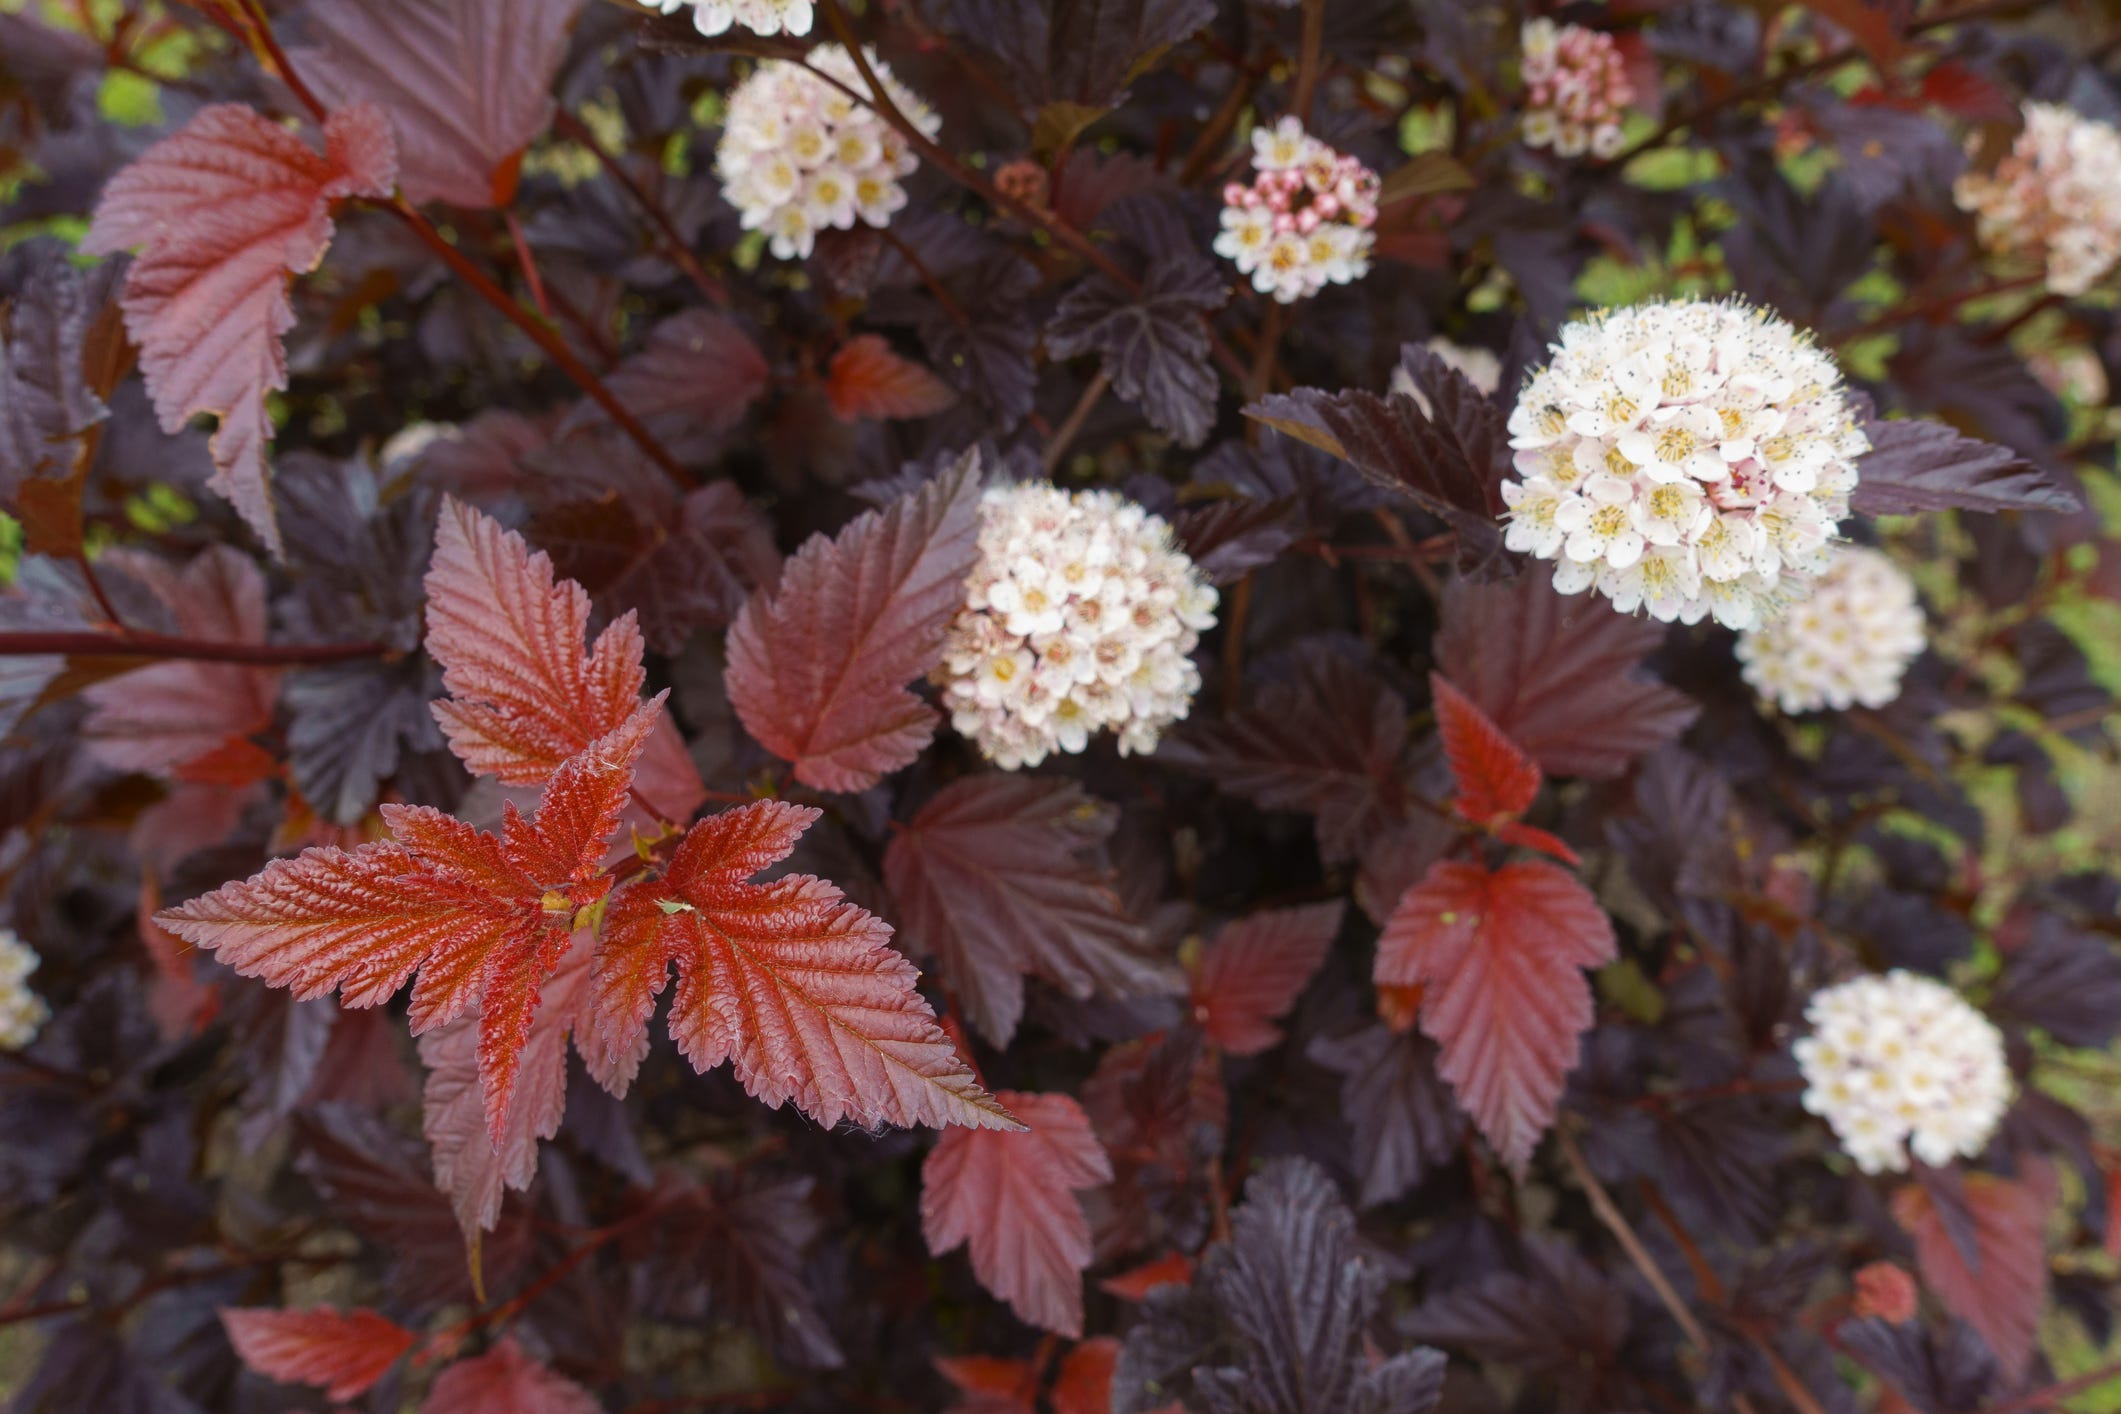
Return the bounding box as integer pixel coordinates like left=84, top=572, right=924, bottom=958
left=1985, top=1356, right=2121, bottom=1413
left=1042, top=371, right=1111, bottom=474
left=879, top=227, right=969, bottom=328
left=0, top=631, right=388, bottom=666
left=1291, top=0, right=1327, bottom=123
left=504, top=207, right=555, bottom=322
left=378, top=198, right=695, bottom=488
left=553, top=110, right=730, bottom=306
left=1559, top=1131, right=1759, bottom=1414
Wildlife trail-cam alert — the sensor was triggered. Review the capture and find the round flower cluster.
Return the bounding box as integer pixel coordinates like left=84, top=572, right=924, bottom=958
left=1501, top=298, right=1870, bottom=630
left=635, top=0, right=810, bottom=37
left=1794, top=970, right=2010, bottom=1174
left=1214, top=117, right=1380, bottom=304
left=1736, top=545, right=1925, bottom=714
left=716, top=45, right=939, bottom=261
left=1520, top=18, right=1634, bottom=161
left=1955, top=103, right=2121, bottom=298
left=0, top=931, right=50, bottom=1051
left=937, top=483, right=1218, bottom=769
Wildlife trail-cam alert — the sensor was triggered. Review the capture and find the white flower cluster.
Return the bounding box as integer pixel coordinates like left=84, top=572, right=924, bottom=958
left=1502, top=298, right=1869, bottom=630
left=938, top=483, right=1217, bottom=769
left=1214, top=117, right=1380, bottom=304
left=0, top=931, right=50, bottom=1051
left=636, top=0, right=811, bottom=37
left=716, top=45, right=939, bottom=261
left=1955, top=103, right=2121, bottom=299
left=1736, top=545, right=1925, bottom=714
left=1521, top=18, right=1634, bottom=160
left=1795, top=970, right=2010, bottom=1175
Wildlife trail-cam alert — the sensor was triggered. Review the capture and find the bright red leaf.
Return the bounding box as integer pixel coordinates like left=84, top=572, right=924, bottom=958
left=724, top=453, right=981, bottom=792
left=138, top=872, right=218, bottom=1042
left=159, top=699, right=661, bottom=1146
left=1892, top=1168, right=2053, bottom=1380
left=1190, top=900, right=1343, bottom=1056
left=1431, top=672, right=1576, bottom=865
left=220, top=1305, right=416, bottom=1402
left=80, top=103, right=397, bottom=555
left=826, top=334, right=957, bottom=421
left=293, top=0, right=585, bottom=208
left=421, top=929, right=592, bottom=1238
left=937, top=1354, right=1037, bottom=1413
left=883, top=774, right=1177, bottom=1047
left=1099, top=1250, right=1194, bottom=1301
left=1375, top=858, right=1616, bottom=1173
left=425, top=497, right=648, bottom=785
left=1433, top=672, right=1537, bottom=823
left=82, top=546, right=279, bottom=782
left=923, top=1090, right=1113, bottom=1336
left=1050, top=1337, right=1120, bottom=1414
left=1436, top=574, right=1697, bottom=781
left=424, top=1337, right=600, bottom=1414
left=584, top=798, right=1015, bottom=1132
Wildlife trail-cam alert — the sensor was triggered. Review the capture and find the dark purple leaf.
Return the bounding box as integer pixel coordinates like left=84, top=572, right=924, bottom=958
left=1852, top=417, right=2079, bottom=515
left=1048, top=251, right=1226, bottom=447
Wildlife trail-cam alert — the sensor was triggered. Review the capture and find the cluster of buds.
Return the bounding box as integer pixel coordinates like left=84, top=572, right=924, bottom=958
left=715, top=45, right=939, bottom=261
left=0, top=931, right=49, bottom=1051
left=1214, top=117, right=1380, bottom=303
left=1795, top=970, right=2010, bottom=1175
left=636, top=0, right=811, bottom=37
left=1520, top=18, right=1634, bottom=161
left=1736, top=545, right=1925, bottom=714
left=1502, top=297, right=1869, bottom=630
left=1954, top=103, right=2121, bottom=298
left=937, top=482, right=1217, bottom=770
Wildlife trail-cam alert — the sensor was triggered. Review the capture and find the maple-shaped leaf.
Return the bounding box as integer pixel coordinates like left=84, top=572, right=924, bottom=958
left=1852, top=415, right=2080, bottom=516
left=424, top=1337, right=600, bottom=1414
left=219, top=1305, right=417, bottom=1402
left=292, top=0, right=586, bottom=209
left=1375, top=858, right=1616, bottom=1172
left=0, top=247, right=122, bottom=500
left=1435, top=572, right=1697, bottom=780
left=1245, top=366, right=1509, bottom=575
left=160, top=699, right=661, bottom=1145
left=725, top=451, right=981, bottom=792
left=1307, top=1023, right=1464, bottom=1207
left=82, top=546, right=280, bottom=782
left=585, top=798, right=1016, bottom=1131
left=826, top=334, right=957, bottom=421
left=1113, top=1158, right=1445, bottom=1414
left=923, top=1090, right=1113, bottom=1337
left=884, top=774, right=1178, bottom=1047
left=1159, top=640, right=1410, bottom=865
left=1892, top=1168, right=2053, bottom=1380
left=80, top=103, right=398, bottom=555
left=1431, top=673, right=1576, bottom=864
left=1191, top=900, right=1343, bottom=1056
left=1047, top=251, right=1227, bottom=448
left=421, top=930, right=591, bottom=1238
left=562, top=310, right=770, bottom=448
left=425, top=497, right=647, bottom=785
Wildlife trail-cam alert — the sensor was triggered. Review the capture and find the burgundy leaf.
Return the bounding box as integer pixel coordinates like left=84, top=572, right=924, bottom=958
left=1191, top=900, right=1343, bottom=1056
left=424, top=1338, right=600, bottom=1414
left=220, top=1305, right=416, bottom=1402
left=1853, top=416, right=2079, bottom=516
left=1435, top=572, right=1697, bottom=780
left=725, top=451, right=981, bottom=791
left=1892, top=1167, right=2053, bottom=1380
left=826, top=334, right=957, bottom=421
left=293, top=0, right=588, bottom=208
left=884, top=774, right=1177, bottom=1047
left=923, top=1090, right=1113, bottom=1336
left=80, top=103, right=398, bottom=553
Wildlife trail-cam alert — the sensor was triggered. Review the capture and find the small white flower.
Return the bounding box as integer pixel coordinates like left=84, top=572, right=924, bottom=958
left=1955, top=103, right=2121, bottom=298
left=1794, top=970, right=2009, bottom=1175
left=717, top=45, right=939, bottom=259
left=1499, top=298, right=1867, bottom=628
left=937, top=481, right=1216, bottom=767
left=1736, top=545, right=1925, bottom=713
left=639, top=0, right=813, bottom=37
left=0, top=931, right=49, bottom=1052
left=1217, top=120, right=1380, bottom=304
